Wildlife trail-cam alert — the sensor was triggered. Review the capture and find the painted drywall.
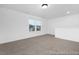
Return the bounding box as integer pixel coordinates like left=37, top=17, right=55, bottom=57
left=55, top=28, right=79, bottom=42
left=0, top=7, right=47, bottom=44
left=1, top=6, right=79, bottom=43
left=47, top=14, right=79, bottom=42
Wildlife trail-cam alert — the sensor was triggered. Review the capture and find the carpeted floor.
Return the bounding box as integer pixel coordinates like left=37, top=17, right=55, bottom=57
left=0, top=34, right=79, bottom=55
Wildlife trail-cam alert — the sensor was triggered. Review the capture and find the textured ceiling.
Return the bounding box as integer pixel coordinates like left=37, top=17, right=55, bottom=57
left=0, top=4, right=79, bottom=19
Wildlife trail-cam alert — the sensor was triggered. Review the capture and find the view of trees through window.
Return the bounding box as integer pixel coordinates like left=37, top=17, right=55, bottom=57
left=29, top=19, right=42, bottom=32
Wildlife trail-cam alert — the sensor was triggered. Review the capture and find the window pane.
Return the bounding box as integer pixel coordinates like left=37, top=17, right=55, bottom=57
left=29, top=19, right=42, bottom=32
left=29, top=19, right=42, bottom=25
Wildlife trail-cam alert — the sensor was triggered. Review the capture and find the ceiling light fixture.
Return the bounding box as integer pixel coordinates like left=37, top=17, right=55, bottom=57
left=66, top=11, right=70, bottom=14
left=41, top=4, right=48, bottom=8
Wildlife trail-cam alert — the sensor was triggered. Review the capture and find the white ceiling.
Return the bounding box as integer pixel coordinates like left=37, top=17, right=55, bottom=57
left=0, top=4, right=79, bottom=19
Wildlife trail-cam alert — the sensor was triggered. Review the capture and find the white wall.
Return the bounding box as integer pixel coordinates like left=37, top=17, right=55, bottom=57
left=1, top=6, right=79, bottom=43
left=55, top=28, right=79, bottom=42
left=0, top=7, right=47, bottom=44
left=47, top=14, right=79, bottom=42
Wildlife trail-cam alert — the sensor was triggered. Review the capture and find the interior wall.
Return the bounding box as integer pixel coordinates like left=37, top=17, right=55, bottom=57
left=47, top=14, right=79, bottom=42
left=1, top=6, right=79, bottom=43
left=0, top=7, right=47, bottom=44
left=55, top=28, right=79, bottom=42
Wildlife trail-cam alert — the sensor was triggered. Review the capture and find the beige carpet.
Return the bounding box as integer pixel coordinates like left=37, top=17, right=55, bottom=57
left=0, top=34, right=79, bottom=55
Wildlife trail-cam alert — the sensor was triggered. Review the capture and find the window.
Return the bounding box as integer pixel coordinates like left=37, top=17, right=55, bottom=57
left=29, top=19, right=42, bottom=32
left=36, top=25, right=41, bottom=31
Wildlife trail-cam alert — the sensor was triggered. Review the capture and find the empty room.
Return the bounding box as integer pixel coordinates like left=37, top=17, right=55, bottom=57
left=0, top=4, right=79, bottom=55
